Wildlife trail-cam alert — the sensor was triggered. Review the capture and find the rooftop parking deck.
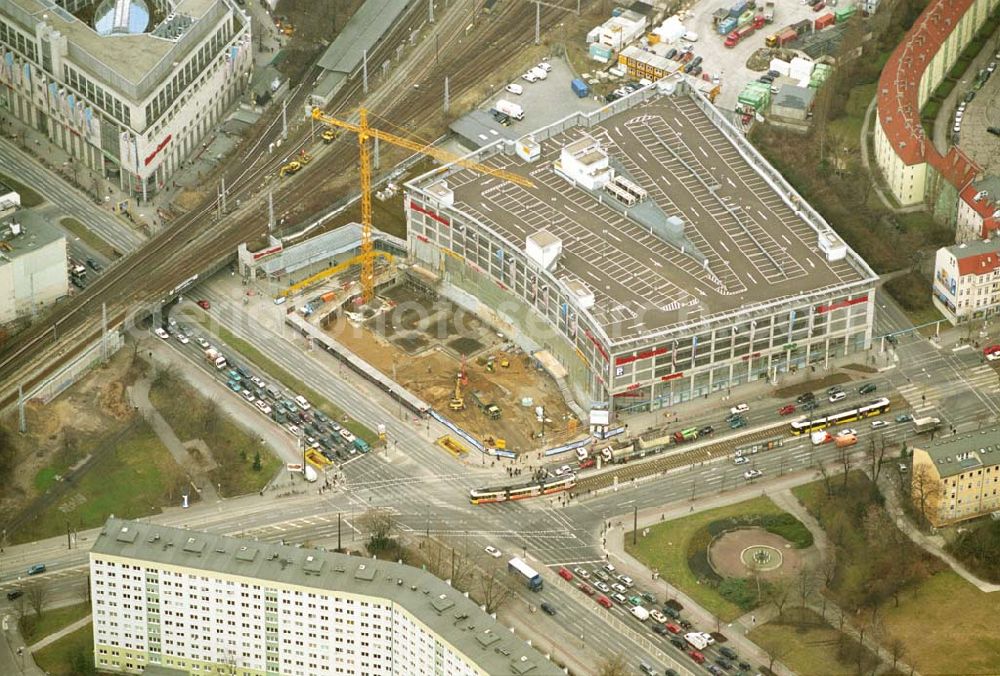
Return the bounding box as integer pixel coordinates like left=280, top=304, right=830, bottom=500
left=443, top=93, right=869, bottom=342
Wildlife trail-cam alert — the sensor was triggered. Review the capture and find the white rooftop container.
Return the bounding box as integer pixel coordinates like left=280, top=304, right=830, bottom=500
left=516, top=137, right=541, bottom=162
left=564, top=278, right=595, bottom=310
left=526, top=230, right=562, bottom=271
left=818, top=230, right=847, bottom=262
left=425, top=180, right=454, bottom=207
left=769, top=58, right=791, bottom=76
left=789, top=56, right=815, bottom=79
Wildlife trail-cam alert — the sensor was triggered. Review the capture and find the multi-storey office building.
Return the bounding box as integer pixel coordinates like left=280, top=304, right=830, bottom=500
left=912, top=427, right=1000, bottom=527
left=405, top=81, right=878, bottom=416
left=0, top=0, right=252, bottom=201
left=90, top=518, right=559, bottom=676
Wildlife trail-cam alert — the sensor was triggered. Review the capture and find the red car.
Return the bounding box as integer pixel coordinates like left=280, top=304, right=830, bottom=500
left=984, top=344, right=1000, bottom=356
left=578, top=457, right=595, bottom=469
left=197, top=300, right=211, bottom=310
left=812, top=1, right=825, bottom=10
left=558, top=567, right=573, bottom=581
left=577, top=583, right=594, bottom=596
left=596, top=595, right=612, bottom=609
left=665, top=622, right=682, bottom=634
left=778, top=404, right=796, bottom=416
left=689, top=650, right=706, bottom=664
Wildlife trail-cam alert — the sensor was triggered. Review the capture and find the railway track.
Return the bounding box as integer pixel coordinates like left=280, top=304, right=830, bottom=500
left=574, top=394, right=907, bottom=493
left=0, top=0, right=570, bottom=409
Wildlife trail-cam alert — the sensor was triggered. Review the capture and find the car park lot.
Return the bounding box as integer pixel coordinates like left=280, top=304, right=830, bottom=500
left=952, top=51, right=1000, bottom=170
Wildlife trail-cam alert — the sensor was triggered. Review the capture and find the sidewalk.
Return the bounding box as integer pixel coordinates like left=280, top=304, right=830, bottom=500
left=27, top=614, right=92, bottom=653
left=878, top=471, right=1000, bottom=593
left=128, top=375, right=221, bottom=503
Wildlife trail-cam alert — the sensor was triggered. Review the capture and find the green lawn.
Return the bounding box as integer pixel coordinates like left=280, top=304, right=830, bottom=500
left=149, top=372, right=281, bottom=497
left=0, top=173, right=44, bottom=207
left=192, top=314, right=376, bottom=444
left=19, top=602, right=91, bottom=645
left=880, top=571, right=1000, bottom=675
left=59, top=217, right=122, bottom=260
left=12, top=420, right=189, bottom=544
left=749, top=608, right=881, bottom=676
left=624, top=496, right=788, bottom=621
left=33, top=467, right=59, bottom=492
left=32, top=624, right=96, bottom=676
left=828, top=83, right=877, bottom=150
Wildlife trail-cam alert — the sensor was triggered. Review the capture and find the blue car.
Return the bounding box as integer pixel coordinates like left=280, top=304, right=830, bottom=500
left=227, top=380, right=241, bottom=392
left=27, top=563, right=46, bottom=575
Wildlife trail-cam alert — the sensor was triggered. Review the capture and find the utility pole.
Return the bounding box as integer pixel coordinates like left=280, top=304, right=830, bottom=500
left=535, top=2, right=540, bottom=46
left=101, top=302, right=108, bottom=362
left=374, top=136, right=380, bottom=171
left=17, top=384, right=26, bottom=434
left=632, top=504, right=638, bottom=545
left=363, top=49, right=369, bottom=95
left=428, top=0, right=434, bottom=23
left=337, top=513, right=342, bottom=552
left=267, top=191, right=274, bottom=231
left=281, top=100, right=287, bottom=140
left=444, top=76, right=450, bottom=115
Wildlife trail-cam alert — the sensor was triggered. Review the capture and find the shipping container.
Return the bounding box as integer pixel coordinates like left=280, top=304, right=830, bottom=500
left=589, top=43, right=613, bottom=62
left=835, top=6, right=857, bottom=22
left=571, top=78, right=590, bottom=98
left=792, top=19, right=813, bottom=36
left=712, top=8, right=731, bottom=24
left=729, top=0, right=749, bottom=19
left=814, top=11, right=835, bottom=30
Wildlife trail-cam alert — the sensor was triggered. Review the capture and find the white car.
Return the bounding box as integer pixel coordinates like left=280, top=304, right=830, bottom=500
left=733, top=455, right=750, bottom=465
left=871, top=420, right=889, bottom=429
left=744, top=469, right=763, bottom=480
left=484, top=546, right=502, bottom=558
left=294, top=395, right=311, bottom=410
left=339, top=428, right=356, bottom=443
left=616, top=574, right=634, bottom=588
left=611, top=583, right=627, bottom=594
left=196, top=336, right=210, bottom=348
left=554, top=464, right=572, bottom=476
left=603, top=563, right=616, bottom=574
left=286, top=424, right=302, bottom=437
left=988, top=351, right=1000, bottom=361
left=574, top=567, right=590, bottom=579
left=242, top=390, right=256, bottom=403
left=255, top=400, right=272, bottom=415
left=175, top=332, right=190, bottom=345
left=521, top=71, right=539, bottom=83
left=594, top=580, right=610, bottom=593
left=527, top=66, right=548, bottom=80
left=274, top=296, right=287, bottom=305
left=730, top=403, right=750, bottom=416
left=838, top=428, right=857, bottom=437
left=504, top=83, right=523, bottom=95
left=650, top=609, right=668, bottom=624
left=828, top=391, right=847, bottom=403
left=154, top=327, right=170, bottom=340
left=536, top=61, right=552, bottom=73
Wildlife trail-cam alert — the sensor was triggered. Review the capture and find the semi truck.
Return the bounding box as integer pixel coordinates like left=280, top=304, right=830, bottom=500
left=204, top=348, right=227, bottom=369
left=494, top=99, right=524, bottom=121
left=765, top=27, right=798, bottom=47
left=673, top=427, right=699, bottom=443
left=912, top=416, right=942, bottom=434
left=508, top=557, right=543, bottom=591
left=725, top=25, right=756, bottom=47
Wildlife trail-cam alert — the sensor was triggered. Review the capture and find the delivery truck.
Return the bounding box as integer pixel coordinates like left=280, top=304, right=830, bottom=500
left=204, top=348, right=227, bottom=369
left=494, top=99, right=524, bottom=120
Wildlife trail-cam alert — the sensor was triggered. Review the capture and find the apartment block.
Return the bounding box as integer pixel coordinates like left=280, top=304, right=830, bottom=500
left=912, top=427, right=1000, bottom=527
left=932, top=238, right=1000, bottom=324
left=90, top=518, right=559, bottom=676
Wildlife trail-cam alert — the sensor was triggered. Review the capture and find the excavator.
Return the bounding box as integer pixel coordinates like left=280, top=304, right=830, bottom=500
left=448, top=375, right=465, bottom=411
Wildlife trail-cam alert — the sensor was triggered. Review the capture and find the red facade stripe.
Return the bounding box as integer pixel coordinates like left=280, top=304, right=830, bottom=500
left=410, top=202, right=450, bottom=227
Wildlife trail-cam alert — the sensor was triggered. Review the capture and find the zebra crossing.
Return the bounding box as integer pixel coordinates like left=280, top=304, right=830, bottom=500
left=896, top=364, right=1000, bottom=424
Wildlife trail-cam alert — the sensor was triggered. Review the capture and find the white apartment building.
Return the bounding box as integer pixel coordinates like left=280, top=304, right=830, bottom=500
left=932, top=238, right=1000, bottom=324
left=0, top=0, right=252, bottom=202
left=0, top=210, right=67, bottom=322
left=90, top=518, right=560, bottom=676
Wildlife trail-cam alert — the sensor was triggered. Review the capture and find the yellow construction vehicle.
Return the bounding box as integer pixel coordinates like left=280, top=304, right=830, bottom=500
left=298, top=152, right=313, bottom=165
left=310, top=107, right=534, bottom=304
left=321, top=129, right=337, bottom=144
left=485, top=356, right=495, bottom=373
left=278, top=161, right=301, bottom=178
left=448, top=376, right=465, bottom=411
left=499, top=356, right=510, bottom=368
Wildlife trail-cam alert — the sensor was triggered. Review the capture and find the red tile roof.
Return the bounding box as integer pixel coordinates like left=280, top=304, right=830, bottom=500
left=957, top=251, right=1000, bottom=276
left=960, top=184, right=1000, bottom=238
left=876, top=0, right=981, bottom=190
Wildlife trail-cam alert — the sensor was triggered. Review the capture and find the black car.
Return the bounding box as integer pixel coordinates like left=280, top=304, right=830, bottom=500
left=662, top=605, right=680, bottom=619
left=679, top=619, right=693, bottom=630
left=738, top=661, right=752, bottom=671
left=691, top=55, right=703, bottom=67
left=699, top=425, right=715, bottom=436
left=86, top=258, right=103, bottom=272
left=796, top=392, right=816, bottom=404
left=669, top=637, right=685, bottom=650
left=767, top=69, right=780, bottom=78
left=720, top=647, right=738, bottom=660
left=715, top=656, right=734, bottom=671
left=965, top=90, right=976, bottom=102
left=802, top=400, right=819, bottom=412
left=665, top=670, right=679, bottom=676
left=540, top=602, right=557, bottom=616
left=665, top=48, right=677, bottom=59
left=651, top=623, right=669, bottom=636
left=6, top=589, right=23, bottom=601
left=605, top=92, right=621, bottom=103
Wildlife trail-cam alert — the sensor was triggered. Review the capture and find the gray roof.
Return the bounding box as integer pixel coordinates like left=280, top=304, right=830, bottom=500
left=945, top=237, right=1000, bottom=260
left=915, top=426, right=1000, bottom=478
left=317, top=0, right=410, bottom=74
left=92, top=518, right=560, bottom=676
left=774, top=85, right=815, bottom=111
left=0, top=210, right=65, bottom=260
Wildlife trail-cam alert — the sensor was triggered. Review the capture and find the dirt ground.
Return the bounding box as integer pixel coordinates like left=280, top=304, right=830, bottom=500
left=0, top=349, right=142, bottom=519
left=708, top=528, right=815, bottom=580
left=327, top=285, right=576, bottom=453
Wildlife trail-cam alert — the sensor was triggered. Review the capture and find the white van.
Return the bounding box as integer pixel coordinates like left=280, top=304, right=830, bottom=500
left=630, top=605, right=650, bottom=622
left=294, top=395, right=311, bottom=410
left=682, top=31, right=699, bottom=42
left=504, top=83, right=523, bottom=95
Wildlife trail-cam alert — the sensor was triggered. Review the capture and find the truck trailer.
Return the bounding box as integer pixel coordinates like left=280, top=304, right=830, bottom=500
left=493, top=99, right=524, bottom=120
left=912, top=417, right=942, bottom=434
left=204, top=348, right=227, bottom=369
left=508, top=557, right=543, bottom=591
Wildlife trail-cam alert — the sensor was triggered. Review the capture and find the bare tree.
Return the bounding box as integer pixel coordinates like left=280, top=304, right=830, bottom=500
left=796, top=568, right=817, bottom=611
left=910, top=463, right=942, bottom=528
left=766, top=576, right=792, bottom=620
left=360, top=508, right=395, bottom=556
left=866, top=435, right=887, bottom=482
left=818, top=460, right=835, bottom=497
left=597, top=653, right=629, bottom=676
left=888, top=635, right=907, bottom=670
left=821, top=551, right=838, bottom=590
left=758, top=633, right=790, bottom=672
left=477, top=565, right=512, bottom=614
left=26, top=580, right=49, bottom=620
left=201, top=397, right=221, bottom=433
left=837, top=443, right=853, bottom=490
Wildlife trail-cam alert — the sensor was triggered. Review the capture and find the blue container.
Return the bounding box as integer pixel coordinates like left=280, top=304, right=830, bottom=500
left=571, top=78, right=590, bottom=98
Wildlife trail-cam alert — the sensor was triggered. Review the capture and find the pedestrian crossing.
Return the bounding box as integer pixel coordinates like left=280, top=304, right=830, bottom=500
left=896, top=364, right=1000, bottom=423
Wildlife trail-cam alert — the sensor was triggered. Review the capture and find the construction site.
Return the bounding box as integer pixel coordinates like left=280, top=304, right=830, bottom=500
left=323, top=283, right=577, bottom=454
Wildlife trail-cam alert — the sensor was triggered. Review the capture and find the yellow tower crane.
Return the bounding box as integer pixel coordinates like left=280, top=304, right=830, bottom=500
left=309, top=107, right=534, bottom=304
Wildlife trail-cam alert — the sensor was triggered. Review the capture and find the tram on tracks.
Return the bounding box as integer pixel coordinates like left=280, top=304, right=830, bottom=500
left=469, top=473, right=576, bottom=504
left=789, top=397, right=891, bottom=435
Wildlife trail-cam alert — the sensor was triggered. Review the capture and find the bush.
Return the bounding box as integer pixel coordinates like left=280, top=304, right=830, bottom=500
left=884, top=271, right=932, bottom=312
left=687, top=528, right=723, bottom=584
left=946, top=520, right=1000, bottom=583
left=718, top=577, right=766, bottom=611
left=760, top=514, right=814, bottom=549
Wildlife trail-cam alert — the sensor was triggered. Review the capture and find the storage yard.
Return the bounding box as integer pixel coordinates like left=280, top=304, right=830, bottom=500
left=406, top=83, right=877, bottom=414
left=324, top=285, right=576, bottom=454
